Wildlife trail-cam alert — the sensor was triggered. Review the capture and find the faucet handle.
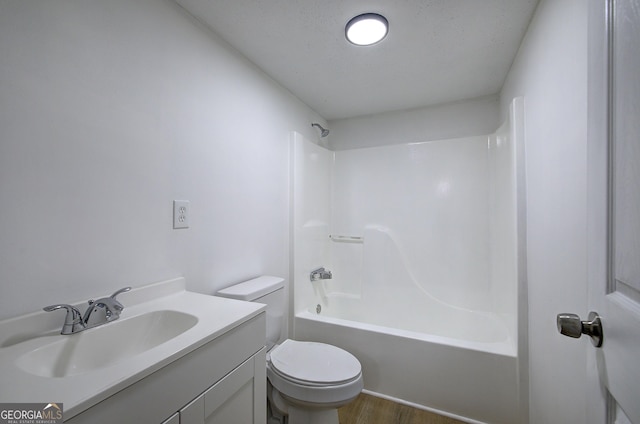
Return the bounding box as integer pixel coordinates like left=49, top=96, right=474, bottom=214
left=110, top=286, right=131, bottom=300
left=109, top=287, right=131, bottom=313
left=43, top=304, right=84, bottom=335
left=310, top=267, right=332, bottom=281
left=43, top=303, right=82, bottom=318
left=83, top=287, right=131, bottom=327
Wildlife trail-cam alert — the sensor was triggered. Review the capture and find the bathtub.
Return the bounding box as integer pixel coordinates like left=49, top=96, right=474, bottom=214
left=290, top=98, right=525, bottom=424
left=294, top=292, right=520, bottom=424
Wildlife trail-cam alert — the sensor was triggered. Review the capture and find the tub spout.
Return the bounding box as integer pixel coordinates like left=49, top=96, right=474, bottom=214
left=310, top=267, right=332, bottom=281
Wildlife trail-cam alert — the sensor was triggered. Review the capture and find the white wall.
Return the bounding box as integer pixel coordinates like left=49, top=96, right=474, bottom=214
left=0, top=0, right=325, bottom=321
left=500, top=0, right=589, bottom=423
left=327, top=95, right=499, bottom=150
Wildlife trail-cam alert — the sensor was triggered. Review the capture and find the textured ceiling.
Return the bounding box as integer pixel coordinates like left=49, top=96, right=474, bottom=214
left=175, top=0, right=539, bottom=120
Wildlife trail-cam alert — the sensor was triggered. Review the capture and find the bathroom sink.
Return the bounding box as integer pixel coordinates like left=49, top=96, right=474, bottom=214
left=0, top=278, right=266, bottom=420
left=15, top=310, right=198, bottom=378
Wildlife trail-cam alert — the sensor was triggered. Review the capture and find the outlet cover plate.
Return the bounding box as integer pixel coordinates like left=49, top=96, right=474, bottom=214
left=173, top=200, right=189, bottom=229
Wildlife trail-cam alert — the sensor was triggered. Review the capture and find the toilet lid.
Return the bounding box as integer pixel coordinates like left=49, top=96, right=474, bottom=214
left=269, top=339, right=362, bottom=385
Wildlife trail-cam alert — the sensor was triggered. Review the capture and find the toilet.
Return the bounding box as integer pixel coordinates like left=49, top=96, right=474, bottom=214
left=216, top=276, right=363, bottom=424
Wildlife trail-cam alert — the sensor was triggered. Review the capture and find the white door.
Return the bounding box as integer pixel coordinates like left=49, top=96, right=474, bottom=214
left=561, top=1, right=640, bottom=423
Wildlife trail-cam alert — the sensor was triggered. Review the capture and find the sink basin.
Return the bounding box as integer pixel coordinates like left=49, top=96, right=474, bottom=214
left=15, top=310, right=198, bottom=378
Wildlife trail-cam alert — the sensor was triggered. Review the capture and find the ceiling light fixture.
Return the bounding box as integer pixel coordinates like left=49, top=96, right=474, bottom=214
left=345, top=13, right=389, bottom=46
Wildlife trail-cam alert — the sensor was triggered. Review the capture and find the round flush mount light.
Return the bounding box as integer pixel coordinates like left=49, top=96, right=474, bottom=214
left=345, top=13, right=389, bottom=46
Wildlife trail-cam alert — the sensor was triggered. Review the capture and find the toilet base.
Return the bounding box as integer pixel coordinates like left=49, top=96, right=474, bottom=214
left=268, top=382, right=341, bottom=424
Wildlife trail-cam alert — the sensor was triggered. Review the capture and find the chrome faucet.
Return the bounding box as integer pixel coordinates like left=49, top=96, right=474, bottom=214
left=42, top=304, right=85, bottom=335
left=44, top=287, right=131, bottom=335
left=310, top=267, right=332, bottom=282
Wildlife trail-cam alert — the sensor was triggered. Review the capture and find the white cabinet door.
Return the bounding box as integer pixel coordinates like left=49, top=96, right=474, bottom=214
left=180, top=348, right=266, bottom=424
left=582, top=1, right=640, bottom=423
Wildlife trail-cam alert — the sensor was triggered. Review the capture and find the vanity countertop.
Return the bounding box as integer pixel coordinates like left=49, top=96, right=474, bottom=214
left=0, top=278, right=265, bottom=419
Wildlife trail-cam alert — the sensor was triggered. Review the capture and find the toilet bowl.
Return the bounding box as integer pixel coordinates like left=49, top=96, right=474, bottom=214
left=216, top=276, right=363, bottom=424
left=267, top=339, right=363, bottom=423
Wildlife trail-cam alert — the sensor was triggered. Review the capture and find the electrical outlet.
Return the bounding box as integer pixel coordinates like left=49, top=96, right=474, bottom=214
left=173, top=200, right=190, bottom=229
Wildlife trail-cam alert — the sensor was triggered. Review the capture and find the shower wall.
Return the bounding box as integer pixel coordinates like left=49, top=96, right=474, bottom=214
left=292, top=114, right=519, bottom=336
left=330, top=137, right=494, bottom=312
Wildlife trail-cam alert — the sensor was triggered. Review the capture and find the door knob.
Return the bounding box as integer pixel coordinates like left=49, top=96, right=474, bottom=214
left=557, top=311, right=603, bottom=347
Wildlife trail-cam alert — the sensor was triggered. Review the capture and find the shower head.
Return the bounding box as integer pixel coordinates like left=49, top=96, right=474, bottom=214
left=311, top=123, right=330, bottom=137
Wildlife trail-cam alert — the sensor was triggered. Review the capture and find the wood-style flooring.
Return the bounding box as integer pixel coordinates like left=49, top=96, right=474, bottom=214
left=338, top=393, right=466, bottom=424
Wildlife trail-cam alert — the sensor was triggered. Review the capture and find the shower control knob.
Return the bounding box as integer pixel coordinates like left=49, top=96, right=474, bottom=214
left=557, top=311, right=603, bottom=348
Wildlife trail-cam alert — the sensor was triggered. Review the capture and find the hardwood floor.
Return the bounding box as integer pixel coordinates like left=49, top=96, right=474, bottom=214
left=338, top=393, right=465, bottom=424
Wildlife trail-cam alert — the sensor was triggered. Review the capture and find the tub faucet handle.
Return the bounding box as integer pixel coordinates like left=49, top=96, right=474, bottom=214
left=310, top=267, right=332, bottom=281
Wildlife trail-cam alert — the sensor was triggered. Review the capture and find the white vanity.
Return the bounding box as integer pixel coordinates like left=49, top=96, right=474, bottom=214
left=0, top=278, right=266, bottom=423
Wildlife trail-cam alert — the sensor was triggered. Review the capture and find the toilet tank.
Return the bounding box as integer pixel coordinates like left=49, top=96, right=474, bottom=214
left=216, top=276, right=285, bottom=350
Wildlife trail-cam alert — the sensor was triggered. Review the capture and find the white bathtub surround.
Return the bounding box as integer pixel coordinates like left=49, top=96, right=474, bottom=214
left=291, top=98, right=525, bottom=423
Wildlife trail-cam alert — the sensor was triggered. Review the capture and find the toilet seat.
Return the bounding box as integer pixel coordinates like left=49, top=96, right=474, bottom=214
left=267, top=339, right=364, bottom=404
left=269, top=339, right=362, bottom=386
